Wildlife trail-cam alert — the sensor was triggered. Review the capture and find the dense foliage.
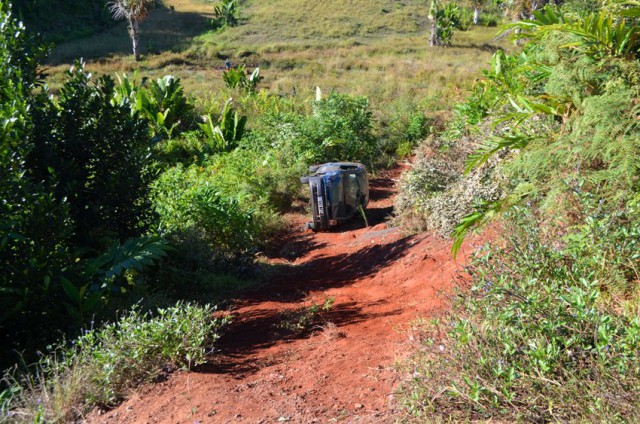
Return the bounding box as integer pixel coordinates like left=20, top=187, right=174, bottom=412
left=400, top=0, right=640, bottom=420
left=0, top=3, right=165, bottom=370
left=3, top=303, right=229, bottom=421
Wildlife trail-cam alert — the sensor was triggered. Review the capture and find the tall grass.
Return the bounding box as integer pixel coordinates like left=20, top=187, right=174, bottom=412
left=46, top=0, right=509, bottom=117
left=2, top=303, right=229, bottom=422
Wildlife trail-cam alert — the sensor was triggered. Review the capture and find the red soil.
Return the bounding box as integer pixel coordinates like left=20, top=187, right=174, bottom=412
left=89, top=163, right=473, bottom=424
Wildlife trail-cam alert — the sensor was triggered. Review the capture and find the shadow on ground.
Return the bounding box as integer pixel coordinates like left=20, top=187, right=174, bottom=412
left=193, top=234, right=416, bottom=376
left=48, top=7, right=213, bottom=64
left=193, top=168, right=409, bottom=377
left=198, top=300, right=404, bottom=376
left=450, top=42, right=501, bottom=53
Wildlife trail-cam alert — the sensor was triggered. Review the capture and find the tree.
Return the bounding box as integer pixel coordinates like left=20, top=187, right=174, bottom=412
left=108, top=0, right=154, bottom=61
left=214, top=0, right=240, bottom=27
left=429, top=1, right=462, bottom=46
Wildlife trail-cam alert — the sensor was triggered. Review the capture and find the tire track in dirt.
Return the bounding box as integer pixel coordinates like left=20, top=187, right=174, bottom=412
left=89, top=163, right=469, bottom=423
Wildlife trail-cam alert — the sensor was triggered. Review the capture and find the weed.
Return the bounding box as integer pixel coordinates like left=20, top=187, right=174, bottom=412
left=3, top=302, right=230, bottom=422
left=398, top=202, right=640, bottom=421
left=276, top=297, right=335, bottom=335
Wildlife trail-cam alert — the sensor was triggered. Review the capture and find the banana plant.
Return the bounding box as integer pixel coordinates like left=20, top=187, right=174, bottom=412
left=199, top=99, right=247, bottom=152
left=223, top=65, right=263, bottom=93
left=114, top=74, right=195, bottom=139
left=214, top=0, right=239, bottom=27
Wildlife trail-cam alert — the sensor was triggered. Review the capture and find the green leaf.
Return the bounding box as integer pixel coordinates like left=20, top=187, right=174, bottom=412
left=61, top=277, right=81, bottom=305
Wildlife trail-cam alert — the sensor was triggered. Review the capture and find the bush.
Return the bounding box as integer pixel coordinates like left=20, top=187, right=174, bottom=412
left=259, top=91, right=376, bottom=166
left=115, top=73, right=197, bottom=140
left=0, top=10, right=155, bottom=367
left=394, top=130, right=505, bottom=235
left=399, top=202, right=640, bottom=421
left=2, top=302, right=230, bottom=421
left=306, top=92, right=375, bottom=165
left=30, top=62, right=152, bottom=247
left=151, top=164, right=259, bottom=255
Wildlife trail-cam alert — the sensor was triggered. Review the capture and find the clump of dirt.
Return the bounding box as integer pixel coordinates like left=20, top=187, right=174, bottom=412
left=89, top=163, right=475, bottom=423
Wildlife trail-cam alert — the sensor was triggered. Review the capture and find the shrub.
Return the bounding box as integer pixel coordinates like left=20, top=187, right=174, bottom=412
left=222, top=66, right=263, bottom=93
left=30, top=62, right=153, bottom=247
left=3, top=302, right=230, bottom=421
left=377, top=99, right=432, bottom=158
left=394, top=131, right=505, bottom=235
left=115, top=73, right=197, bottom=140
left=399, top=202, right=640, bottom=421
left=154, top=130, right=212, bottom=166
left=0, top=2, right=72, bottom=368
left=1, top=19, right=155, bottom=365
left=151, top=164, right=259, bottom=255
left=208, top=138, right=307, bottom=213
left=298, top=91, right=376, bottom=166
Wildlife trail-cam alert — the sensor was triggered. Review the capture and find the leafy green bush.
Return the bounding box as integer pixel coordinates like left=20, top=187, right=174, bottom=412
left=208, top=139, right=306, bottom=213
left=212, top=0, right=240, bottom=28
left=154, top=130, right=212, bottom=166
left=3, top=302, right=230, bottom=421
left=287, top=91, right=376, bottom=166
left=0, top=6, right=159, bottom=368
left=30, top=62, right=152, bottom=247
left=400, top=203, right=640, bottom=421
left=151, top=164, right=259, bottom=254
left=115, top=73, right=197, bottom=140
left=222, top=66, right=263, bottom=93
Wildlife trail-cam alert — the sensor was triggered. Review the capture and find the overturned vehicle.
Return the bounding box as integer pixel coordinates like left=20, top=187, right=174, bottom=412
left=300, top=162, right=369, bottom=231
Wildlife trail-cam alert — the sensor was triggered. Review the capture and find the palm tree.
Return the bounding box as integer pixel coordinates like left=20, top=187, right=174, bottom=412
left=108, top=0, right=155, bottom=61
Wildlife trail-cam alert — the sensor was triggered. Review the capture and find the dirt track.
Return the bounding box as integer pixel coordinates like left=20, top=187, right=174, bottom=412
left=89, top=164, right=469, bottom=423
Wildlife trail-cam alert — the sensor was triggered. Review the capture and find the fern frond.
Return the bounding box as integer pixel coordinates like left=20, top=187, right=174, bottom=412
left=465, top=133, right=535, bottom=174
left=85, top=236, right=172, bottom=281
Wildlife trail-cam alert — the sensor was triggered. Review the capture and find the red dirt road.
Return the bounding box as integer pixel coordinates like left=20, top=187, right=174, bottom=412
left=90, top=164, right=469, bottom=423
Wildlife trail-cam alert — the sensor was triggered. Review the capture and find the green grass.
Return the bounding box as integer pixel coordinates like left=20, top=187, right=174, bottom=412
left=46, top=0, right=509, bottom=115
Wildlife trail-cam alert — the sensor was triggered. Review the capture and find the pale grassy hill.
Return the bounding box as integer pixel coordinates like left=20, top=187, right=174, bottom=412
left=47, top=0, right=506, bottom=114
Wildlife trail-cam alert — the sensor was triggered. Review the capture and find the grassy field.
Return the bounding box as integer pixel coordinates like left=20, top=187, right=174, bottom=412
left=46, top=0, right=508, bottom=117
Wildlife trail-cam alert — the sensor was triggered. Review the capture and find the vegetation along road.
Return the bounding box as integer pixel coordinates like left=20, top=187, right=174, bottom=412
left=3, top=0, right=640, bottom=422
